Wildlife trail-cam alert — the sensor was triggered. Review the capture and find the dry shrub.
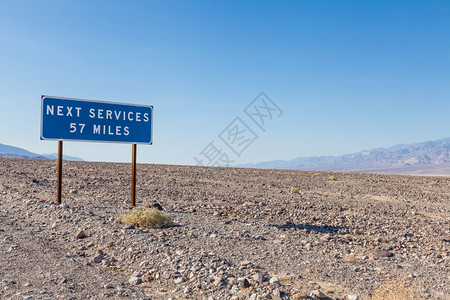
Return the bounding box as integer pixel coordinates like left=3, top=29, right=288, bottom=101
left=120, top=206, right=173, bottom=229
left=290, top=187, right=299, bottom=194
left=371, top=279, right=420, bottom=300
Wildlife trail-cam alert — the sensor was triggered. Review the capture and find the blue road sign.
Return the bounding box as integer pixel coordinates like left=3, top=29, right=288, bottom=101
left=41, top=96, right=153, bottom=144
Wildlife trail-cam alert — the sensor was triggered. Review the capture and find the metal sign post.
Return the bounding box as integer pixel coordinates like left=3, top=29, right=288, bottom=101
left=131, top=143, right=137, bottom=207
left=40, top=95, right=153, bottom=206
left=57, top=141, right=63, bottom=204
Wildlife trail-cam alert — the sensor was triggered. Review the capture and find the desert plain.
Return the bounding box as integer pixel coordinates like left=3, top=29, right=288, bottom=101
left=0, top=158, right=449, bottom=299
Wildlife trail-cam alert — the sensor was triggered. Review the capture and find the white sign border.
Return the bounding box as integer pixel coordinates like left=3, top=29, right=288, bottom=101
left=40, top=95, right=153, bottom=145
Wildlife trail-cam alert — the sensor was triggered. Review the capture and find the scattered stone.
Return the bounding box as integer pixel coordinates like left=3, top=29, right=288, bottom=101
left=150, top=202, right=163, bottom=210
left=93, top=255, right=103, bottom=263
left=69, top=189, right=78, bottom=194
left=240, top=260, right=251, bottom=266
left=131, top=271, right=142, bottom=278
left=213, top=276, right=223, bottom=286
left=309, top=289, right=328, bottom=299
left=174, top=277, right=185, bottom=284
left=8, top=245, right=19, bottom=252
left=292, top=292, right=308, bottom=299
left=59, top=278, right=68, bottom=284
left=76, top=230, right=86, bottom=239
left=269, top=276, right=280, bottom=285
left=239, top=278, right=251, bottom=288
left=1, top=159, right=449, bottom=300
left=230, top=285, right=239, bottom=294
left=252, top=272, right=264, bottom=283
left=128, top=277, right=142, bottom=285
left=373, top=249, right=394, bottom=258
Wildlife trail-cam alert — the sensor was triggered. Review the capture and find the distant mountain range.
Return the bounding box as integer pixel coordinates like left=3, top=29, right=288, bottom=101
left=0, top=143, right=83, bottom=161
left=238, top=138, right=450, bottom=175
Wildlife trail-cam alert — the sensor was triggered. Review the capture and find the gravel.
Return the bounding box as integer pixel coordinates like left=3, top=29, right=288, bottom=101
left=0, top=158, right=448, bottom=299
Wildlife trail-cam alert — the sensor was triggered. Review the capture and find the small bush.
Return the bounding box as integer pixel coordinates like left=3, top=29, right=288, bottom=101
left=290, top=187, right=299, bottom=194
left=120, top=206, right=173, bottom=229
left=371, top=279, right=420, bottom=300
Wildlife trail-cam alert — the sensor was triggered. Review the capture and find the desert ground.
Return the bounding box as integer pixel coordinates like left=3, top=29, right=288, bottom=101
left=0, top=158, right=448, bottom=300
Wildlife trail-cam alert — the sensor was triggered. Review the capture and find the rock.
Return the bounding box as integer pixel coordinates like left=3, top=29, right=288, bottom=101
left=309, top=289, right=328, bottom=299
left=93, top=255, right=102, bottom=263
left=213, top=276, right=223, bottom=286
left=8, top=245, right=18, bottom=252
left=174, top=277, right=185, bottom=284
left=240, top=260, right=251, bottom=266
left=238, top=278, right=251, bottom=288
left=373, top=249, right=394, bottom=258
left=347, top=295, right=359, bottom=300
left=69, top=189, right=78, bottom=194
left=59, top=278, right=68, bottom=284
left=252, top=272, right=264, bottom=283
left=128, top=277, right=142, bottom=285
left=230, top=285, right=239, bottom=294
left=272, top=287, right=281, bottom=296
left=320, top=234, right=331, bottom=241
left=139, top=260, right=149, bottom=267
left=76, top=230, right=86, bottom=239
left=150, top=202, right=163, bottom=210
left=292, top=292, right=308, bottom=299
left=132, top=271, right=142, bottom=278
left=269, top=276, right=280, bottom=285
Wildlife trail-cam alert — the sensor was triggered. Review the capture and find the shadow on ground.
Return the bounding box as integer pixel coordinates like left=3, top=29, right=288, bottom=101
left=271, top=221, right=350, bottom=234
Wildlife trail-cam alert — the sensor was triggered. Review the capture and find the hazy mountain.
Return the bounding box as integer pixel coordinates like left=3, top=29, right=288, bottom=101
left=238, top=138, right=450, bottom=175
left=0, top=143, right=83, bottom=161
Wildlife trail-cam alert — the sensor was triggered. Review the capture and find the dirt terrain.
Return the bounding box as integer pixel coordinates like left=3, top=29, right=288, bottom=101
left=0, top=158, right=448, bottom=300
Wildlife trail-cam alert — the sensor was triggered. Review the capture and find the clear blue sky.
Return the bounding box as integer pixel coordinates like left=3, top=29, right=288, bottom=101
left=1, top=0, right=449, bottom=165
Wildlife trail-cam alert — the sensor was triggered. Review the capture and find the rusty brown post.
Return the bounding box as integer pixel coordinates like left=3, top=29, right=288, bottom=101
left=56, top=140, right=63, bottom=204
left=131, top=143, right=137, bottom=207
